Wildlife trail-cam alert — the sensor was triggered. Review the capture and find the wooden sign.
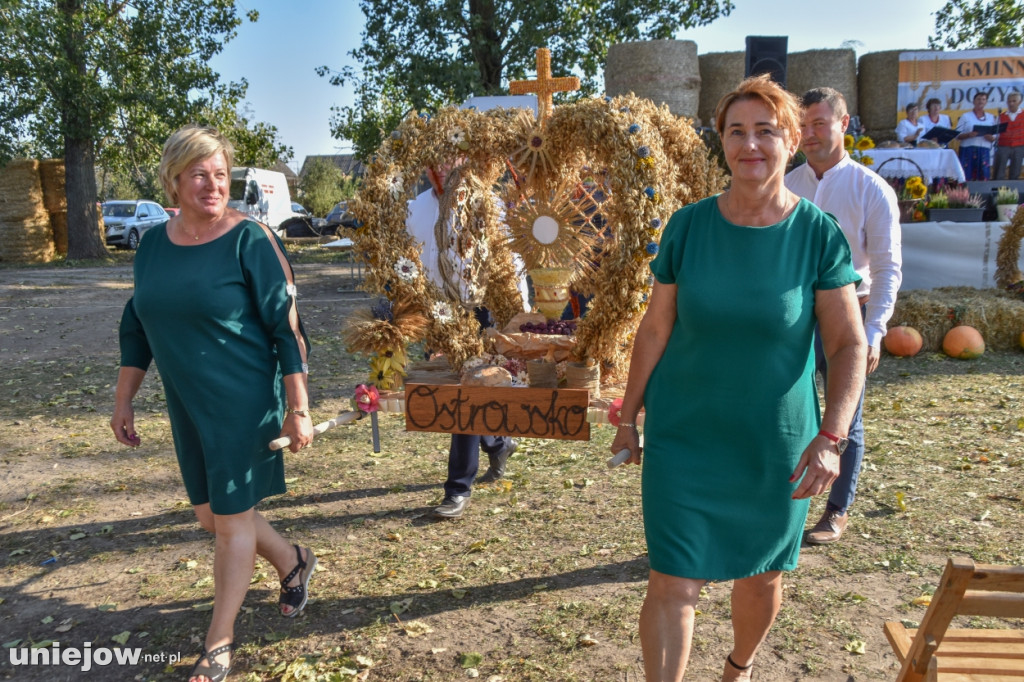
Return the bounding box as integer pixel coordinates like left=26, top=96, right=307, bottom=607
left=404, top=383, right=591, bottom=441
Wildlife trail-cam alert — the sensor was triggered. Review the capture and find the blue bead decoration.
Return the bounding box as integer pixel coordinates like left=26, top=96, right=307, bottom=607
left=628, top=123, right=641, bottom=135
left=644, top=187, right=655, bottom=199
left=354, top=219, right=364, bottom=228
left=604, top=96, right=612, bottom=102
left=390, top=130, right=401, bottom=139
left=637, top=145, right=650, bottom=158
left=419, top=112, right=431, bottom=121
left=651, top=218, right=662, bottom=229
left=645, top=242, right=659, bottom=255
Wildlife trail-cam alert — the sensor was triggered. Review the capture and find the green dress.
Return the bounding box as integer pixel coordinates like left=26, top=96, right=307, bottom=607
left=119, top=220, right=309, bottom=515
left=643, top=197, right=859, bottom=580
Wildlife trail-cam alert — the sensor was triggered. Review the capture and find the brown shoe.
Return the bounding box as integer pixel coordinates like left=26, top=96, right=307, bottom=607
left=804, top=509, right=848, bottom=545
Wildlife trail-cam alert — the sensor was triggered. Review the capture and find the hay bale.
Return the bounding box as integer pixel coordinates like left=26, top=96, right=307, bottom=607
left=0, top=159, right=48, bottom=223
left=606, top=40, right=701, bottom=122
left=0, top=215, right=56, bottom=264
left=788, top=49, right=858, bottom=114
left=890, top=287, right=1024, bottom=352
left=51, top=210, right=68, bottom=255
left=697, top=51, right=746, bottom=129
left=38, top=159, right=66, bottom=213
left=858, top=50, right=917, bottom=141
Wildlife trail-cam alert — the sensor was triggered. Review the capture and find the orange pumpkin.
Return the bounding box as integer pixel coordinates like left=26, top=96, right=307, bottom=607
left=942, top=325, right=985, bottom=359
left=884, top=326, right=923, bottom=357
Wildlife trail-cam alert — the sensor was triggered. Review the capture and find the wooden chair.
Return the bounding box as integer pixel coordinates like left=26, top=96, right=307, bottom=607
left=884, top=557, right=1024, bottom=681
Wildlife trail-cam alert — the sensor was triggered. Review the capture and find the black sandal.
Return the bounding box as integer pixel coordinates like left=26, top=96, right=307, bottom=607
left=189, top=642, right=234, bottom=682
left=279, top=545, right=317, bottom=618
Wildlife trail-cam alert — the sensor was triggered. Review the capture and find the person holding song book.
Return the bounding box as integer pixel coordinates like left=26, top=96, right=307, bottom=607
left=955, top=92, right=998, bottom=180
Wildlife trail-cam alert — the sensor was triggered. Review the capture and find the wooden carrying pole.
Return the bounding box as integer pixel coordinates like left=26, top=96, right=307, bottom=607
left=269, top=410, right=361, bottom=451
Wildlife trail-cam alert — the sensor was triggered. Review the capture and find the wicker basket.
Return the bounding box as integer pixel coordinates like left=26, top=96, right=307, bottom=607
left=875, top=155, right=925, bottom=180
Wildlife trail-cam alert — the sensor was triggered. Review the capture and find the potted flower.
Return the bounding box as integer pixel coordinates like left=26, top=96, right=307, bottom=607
left=927, top=185, right=984, bottom=222
left=994, top=186, right=1020, bottom=223
left=893, top=175, right=928, bottom=223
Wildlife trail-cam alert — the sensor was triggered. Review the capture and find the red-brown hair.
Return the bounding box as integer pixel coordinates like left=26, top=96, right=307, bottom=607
left=714, top=74, right=801, bottom=144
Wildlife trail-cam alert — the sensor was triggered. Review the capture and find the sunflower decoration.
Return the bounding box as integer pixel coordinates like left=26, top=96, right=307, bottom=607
left=845, top=134, right=876, bottom=166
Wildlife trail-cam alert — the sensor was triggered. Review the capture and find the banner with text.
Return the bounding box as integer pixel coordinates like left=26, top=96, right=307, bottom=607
left=897, top=48, right=1024, bottom=124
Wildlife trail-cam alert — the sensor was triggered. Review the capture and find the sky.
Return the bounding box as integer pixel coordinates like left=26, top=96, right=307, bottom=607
left=209, top=0, right=949, bottom=174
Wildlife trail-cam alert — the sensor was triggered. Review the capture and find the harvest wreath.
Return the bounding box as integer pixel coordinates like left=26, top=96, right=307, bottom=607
left=347, top=93, right=725, bottom=380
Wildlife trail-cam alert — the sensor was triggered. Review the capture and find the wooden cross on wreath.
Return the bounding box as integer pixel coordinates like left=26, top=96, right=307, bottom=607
left=509, top=47, right=580, bottom=120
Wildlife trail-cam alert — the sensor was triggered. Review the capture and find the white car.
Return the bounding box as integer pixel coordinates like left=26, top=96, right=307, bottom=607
left=103, top=200, right=169, bottom=250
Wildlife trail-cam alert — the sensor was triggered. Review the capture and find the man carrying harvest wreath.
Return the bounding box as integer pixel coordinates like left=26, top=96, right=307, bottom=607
left=785, top=87, right=903, bottom=545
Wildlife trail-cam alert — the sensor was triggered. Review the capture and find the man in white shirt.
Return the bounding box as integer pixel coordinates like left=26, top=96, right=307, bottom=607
left=406, top=176, right=529, bottom=520
left=785, top=87, right=903, bottom=545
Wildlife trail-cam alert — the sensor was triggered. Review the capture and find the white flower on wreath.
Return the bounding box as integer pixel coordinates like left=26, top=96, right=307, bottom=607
left=432, top=300, right=454, bottom=323
left=512, top=370, right=529, bottom=386
left=393, top=257, right=418, bottom=282
left=386, top=171, right=404, bottom=199
left=449, top=127, right=466, bottom=145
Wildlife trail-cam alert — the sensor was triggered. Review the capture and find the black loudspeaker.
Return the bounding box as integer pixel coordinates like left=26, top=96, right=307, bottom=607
left=745, top=36, right=788, bottom=88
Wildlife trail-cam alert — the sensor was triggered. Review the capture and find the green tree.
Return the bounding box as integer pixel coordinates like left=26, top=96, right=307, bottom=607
left=0, top=1, right=286, bottom=259
left=318, top=0, right=734, bottom=160
left=929, top=0, right=1024, bottom=49
left=299, top=158, right=348, bottom=217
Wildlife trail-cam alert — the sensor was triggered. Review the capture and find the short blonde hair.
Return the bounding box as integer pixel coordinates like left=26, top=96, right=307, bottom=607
left=158, top=125, right=234, bottom=204
left=714, top=74, right=801, bottom=143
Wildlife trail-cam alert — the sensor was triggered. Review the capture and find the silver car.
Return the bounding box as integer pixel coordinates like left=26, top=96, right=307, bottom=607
left=103, top=200, right=169, bottom=250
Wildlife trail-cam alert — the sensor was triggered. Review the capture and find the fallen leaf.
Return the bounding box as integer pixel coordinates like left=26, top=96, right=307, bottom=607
left=451, top=588, right=468, bottom=599
left=3, top=640, right=22, bottom=649
left=32, top=640, right=54, bottom=649
left=402, top=620, right=433, bottom=637
left=192, top=576, right=213, bottom=589
left=40, top=616, right=53, bottom=624
left=9, top=549, right=28, bottom=557
left=191, top=601, right=214, bottom=611
left=97, top=604, right=117, bottom=612
left=578, top=634, right=598, bottom=646
left=459, top=652, right=483, bottom=668
left=912, top=595, right=932, bottom=606
left=844, top=639, right=866, bottom=655
left=417, top=579, right=439, bottom=589
left=895, top=491, right=906, bottom=512
left=54, top=619, right=74, bottom=633
left=390, top=598, right=413, bottom=615
left=111, top=631, right=130, bottom=645
left=68, top=532, right=86, bottom=540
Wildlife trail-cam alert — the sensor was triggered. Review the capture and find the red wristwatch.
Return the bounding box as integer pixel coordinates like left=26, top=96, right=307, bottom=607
left=818, top=429, right=849, bottom=455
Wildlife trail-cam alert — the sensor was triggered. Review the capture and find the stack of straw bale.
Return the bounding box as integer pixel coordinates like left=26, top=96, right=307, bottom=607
left=0, top=159, right=55, bottom=263
left=606, top=40, right=702, bottom=123
left=889, top=287, right=1024, bottom=353
left=788, top=49, right=858, bottom=114
left=697, top=51, right=745, bottom=130
left=858, top=50, right=906, bottom=143
left=39, top=158, right=67, bottom=255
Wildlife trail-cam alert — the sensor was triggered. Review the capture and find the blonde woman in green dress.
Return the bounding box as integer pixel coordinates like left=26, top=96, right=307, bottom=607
left=611, top=75, right=867, bottom=681
left=111, top=126, right=317, bottom=682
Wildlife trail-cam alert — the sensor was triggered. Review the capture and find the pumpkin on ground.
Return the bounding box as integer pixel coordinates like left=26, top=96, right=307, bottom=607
left=884, top=325, right=923, bottom=357
left=942, top=325, right=985, bottom=359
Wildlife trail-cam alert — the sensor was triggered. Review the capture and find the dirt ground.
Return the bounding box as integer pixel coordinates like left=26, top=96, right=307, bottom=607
left=1, top=261, right=1021, bottom=681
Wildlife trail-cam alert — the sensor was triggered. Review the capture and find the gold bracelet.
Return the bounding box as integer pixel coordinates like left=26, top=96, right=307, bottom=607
left=618, top=422, right=637, bottom=429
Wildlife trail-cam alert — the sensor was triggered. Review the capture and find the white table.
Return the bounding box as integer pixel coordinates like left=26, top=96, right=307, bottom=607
left=900, top=221, right=1021, bottom=290
left=868, top=148, right=966, bottom=183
